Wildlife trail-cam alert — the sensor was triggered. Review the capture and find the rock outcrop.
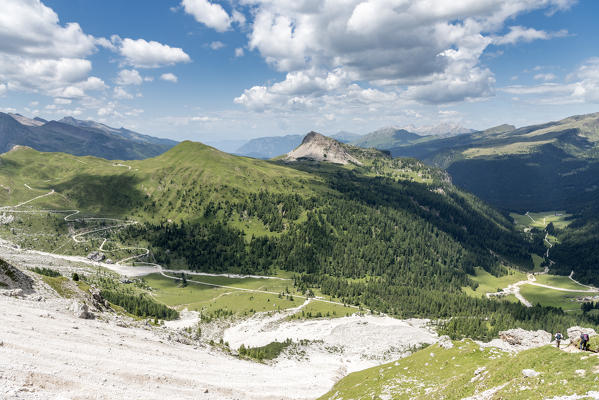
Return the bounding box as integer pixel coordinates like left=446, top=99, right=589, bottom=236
left=0, top=213, right=14, bottom=225
left=522, top=369, right=540, bottom=378
left=90, top=288, right=110, bottom=310
left=71, top=301, right=95, bottom=319
left=481, top=328, right=551, bottom=352
left=0, top=258, right=33, bottom=293
left=87, top=251, right=105, bottom=262
left=285, top=132, right=362, bottom=165
left=567, top=326, right=597, bottom=340
left=498, top=328, right=551, bottom=348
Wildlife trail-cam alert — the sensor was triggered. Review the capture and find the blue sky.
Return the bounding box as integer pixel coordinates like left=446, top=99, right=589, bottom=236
left=1, top=0, right=598, bottom=143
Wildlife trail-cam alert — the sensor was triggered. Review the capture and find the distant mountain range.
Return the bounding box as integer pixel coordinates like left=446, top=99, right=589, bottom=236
left=235, top=134, right=303, bottom=159
left=401, top=122, right=476, bottom=137
left=350, top=127, right=422, bottom=149
left=232, top=124, right=474, bottom=159
left=330, top=131, right=362, bottom=143
left=0, top=113, right=177, bottom=160
left=58, top=116, right=176, bottom=147
left=234, top=131, right=363, bottom=159
left=389, top=113, right=599, bottom=212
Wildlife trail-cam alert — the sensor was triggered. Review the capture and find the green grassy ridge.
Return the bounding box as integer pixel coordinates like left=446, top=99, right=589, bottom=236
left=389, top=112, right=599, bottom=212
left=383, top=113, right=599, bottom=290
left=5, top=140, right=578, bottom=338
left=0, top=140, right=534, bottom=274
left=350, top=128, right=422, bottom=149
left=319, top=340, right=599, bottom=400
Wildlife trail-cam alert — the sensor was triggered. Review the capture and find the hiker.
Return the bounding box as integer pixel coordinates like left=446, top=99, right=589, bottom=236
left=555, top=331, right=562, bottom=348
left=580, top=333, right=590, bottom=351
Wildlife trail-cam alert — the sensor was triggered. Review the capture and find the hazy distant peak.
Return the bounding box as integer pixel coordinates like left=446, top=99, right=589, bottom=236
left=235, top=134, right=303, bottom=159
left=58, top=116, right=177, bottom=146
left=59, top=116, right=117, bottom=133
left=330, top=130, right=362, bottom=143
left=402, top=122, right=475, bottom=136
left=8, top=113, right=44, bottom=127
left=370, top=126, right=414, bottom=135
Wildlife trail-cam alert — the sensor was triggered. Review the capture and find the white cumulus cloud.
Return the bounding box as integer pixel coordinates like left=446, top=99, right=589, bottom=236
left=493, top=26, right=568, bottom=45
left=113, top=86, right=133, bottom=99
left=116, top=69, right=143, bottom=85
left=210, top=41, right=225, bottom=50
left=0, top=0, right=111, bottom=98
left=160, top=73, right=178, bottom=83
left=233, top=0, right=576, bottom=110
left=534, top=73, right=557, bottom=81
left=181, top=0, right=232, bottom=32
left=502, top=58, right=599, bottom=105
left=118, top=37, right=191, bottom=68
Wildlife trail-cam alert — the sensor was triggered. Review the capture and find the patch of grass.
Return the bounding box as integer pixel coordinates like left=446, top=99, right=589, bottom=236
left=463, top=139, right=556, bottom=158
left=531, top=254, right=544, bottom=272
left=319, top=340, right=599, bottom=399
left=534, top=275, right=592, bottom=291
left=30, top=266, right=61, bottom=277
left=510, top=211, right=573, bottom=230
left=42, top=276, right=76, bottom=298
left=149, top=272, right=294, bottom=292
left=501, top=294, right=520, bottom=303
left=520, top=285, right=589, bottom=312
left=143, top=273, right=299, bottom=315
left=290, top=300, right=354, bottom=319
left=463, top=267, right=527, bottom=298
left=238, top=339, right=293, bottom=361
left=75, top=280, right=91, bottom=292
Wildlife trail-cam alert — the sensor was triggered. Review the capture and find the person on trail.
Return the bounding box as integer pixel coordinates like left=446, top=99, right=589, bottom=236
left=580, top=333, right=590, bottom=351
left=555, top=331, right=562, bottom=348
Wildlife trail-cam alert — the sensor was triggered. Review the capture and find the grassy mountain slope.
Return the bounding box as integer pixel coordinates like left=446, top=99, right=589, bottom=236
left=2, top=138, right=589, bottom=337
left=319, top=340, right=599, bottom=400
left=388, top=112, right=599, bottom=286
left=389, top=112, right=599, bottom=212
left=0, top=112, right=176, bottom=160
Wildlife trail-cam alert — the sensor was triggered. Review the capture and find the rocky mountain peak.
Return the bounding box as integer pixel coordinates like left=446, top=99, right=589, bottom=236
left=301, top=131, right=328, bottom=144
left=286, top=131, right=362, bottom=165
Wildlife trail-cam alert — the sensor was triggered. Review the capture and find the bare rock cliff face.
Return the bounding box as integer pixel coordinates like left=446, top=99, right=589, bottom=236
left=285, top=131, right=362, bottom=165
